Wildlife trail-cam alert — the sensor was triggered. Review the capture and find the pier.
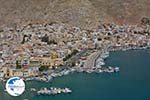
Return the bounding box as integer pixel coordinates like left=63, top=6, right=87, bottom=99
left=31, top=87, right=72, bottom=96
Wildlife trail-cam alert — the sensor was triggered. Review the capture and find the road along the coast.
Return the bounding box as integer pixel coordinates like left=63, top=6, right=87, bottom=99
left=83, top=51, right=101, bottom=68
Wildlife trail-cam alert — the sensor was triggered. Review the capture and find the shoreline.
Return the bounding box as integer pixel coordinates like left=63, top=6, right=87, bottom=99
left=0, top=46, right=148, bottom=83
left=1, top=22, right=150, bottom=84
left=1, top=46, right=149, bottom=83
left=1, top=48, right=150, bottom=100
left=1, top=47, right=149, bottom=97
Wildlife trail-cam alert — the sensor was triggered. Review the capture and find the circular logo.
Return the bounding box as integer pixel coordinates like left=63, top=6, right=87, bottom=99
left=6, top=77, right=25, bottom=96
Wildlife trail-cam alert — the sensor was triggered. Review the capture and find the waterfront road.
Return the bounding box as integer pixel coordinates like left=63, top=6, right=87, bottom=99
left=59, top=49, right=88, bottom=70
left=83, top=51, right=101, bottom=68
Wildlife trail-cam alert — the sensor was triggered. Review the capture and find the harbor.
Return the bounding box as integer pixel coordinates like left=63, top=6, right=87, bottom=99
left=0, top=48, right=150, bottom=100
left=21, top=50, right=120, bottom=83
left=0, top=0, right=150, bottom=99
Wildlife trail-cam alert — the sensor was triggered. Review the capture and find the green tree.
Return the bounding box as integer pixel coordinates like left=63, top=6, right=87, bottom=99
left=16, top=60, right=21, bottom=69
left=63, top=49, right=78, bottom=61
left=39, top=65, right=49, bottom=71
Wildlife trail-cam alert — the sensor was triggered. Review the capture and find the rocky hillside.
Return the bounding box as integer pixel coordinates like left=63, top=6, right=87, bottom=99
left=0, top=0, right=150, bottom=28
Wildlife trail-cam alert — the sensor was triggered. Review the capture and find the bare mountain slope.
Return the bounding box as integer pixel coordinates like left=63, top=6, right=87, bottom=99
left=0, top=0, right=150, bottom=28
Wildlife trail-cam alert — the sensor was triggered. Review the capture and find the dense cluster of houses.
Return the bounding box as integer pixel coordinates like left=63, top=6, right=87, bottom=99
left=0, top=21, right=150, bottom=78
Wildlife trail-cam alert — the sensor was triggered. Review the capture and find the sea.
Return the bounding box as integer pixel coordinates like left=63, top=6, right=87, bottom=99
left=0, top=49, right=150, bottom=100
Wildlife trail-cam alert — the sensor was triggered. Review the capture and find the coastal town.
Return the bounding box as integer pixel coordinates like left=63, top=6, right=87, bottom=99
left=0, top=17, right=150, bottom=82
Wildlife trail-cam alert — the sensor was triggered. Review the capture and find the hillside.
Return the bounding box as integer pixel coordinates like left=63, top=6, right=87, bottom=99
left=0, top=0, right=150, bottom=28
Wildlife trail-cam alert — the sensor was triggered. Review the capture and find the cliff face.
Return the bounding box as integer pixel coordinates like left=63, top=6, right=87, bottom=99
left=0, top=0, right=150, bottom=28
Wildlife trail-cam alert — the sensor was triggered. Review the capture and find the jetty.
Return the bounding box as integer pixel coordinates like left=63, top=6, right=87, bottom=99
left=31, top=87, right=72, bottom=95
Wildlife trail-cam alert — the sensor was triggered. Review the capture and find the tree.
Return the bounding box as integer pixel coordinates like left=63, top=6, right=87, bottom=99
left=41, top=34, right=49, bottom=43
left=47, top=40, right=57, bottom=45
left=71, top=61, right=76, bottom=66
left=0, top=29, right=3, bottom=32
left=16, top=60, right=21, bottom=69
left=39, top=65, right=49, bottom=72
left=21, top=35, right=28, bottom=44
left=63, top=49, right=79, bottom=61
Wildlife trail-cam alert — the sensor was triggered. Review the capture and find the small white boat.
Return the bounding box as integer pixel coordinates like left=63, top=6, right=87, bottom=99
left=30, top=88, right=36, bottom=92
left=115, top=67, right=120, bottom=72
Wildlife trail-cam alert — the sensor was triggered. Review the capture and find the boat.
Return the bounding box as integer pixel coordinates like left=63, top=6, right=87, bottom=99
left=46, top=75, right=53, bottom=81
left=95, top=65, right=102, bottom=68
left=63, top=70, right=70, bottom=75
left=30, top=88, right=36, bottom=92
left=101, top=52, right=109, bottom=59
left=114, top=67, right=120, bottom=72
left=86, top=69, right=93, bottom=73
left=26, top=77, right=33, bottom=81
left=98, top=61, right=105, bottom=65
left=98, top=69, right=103, bottom=73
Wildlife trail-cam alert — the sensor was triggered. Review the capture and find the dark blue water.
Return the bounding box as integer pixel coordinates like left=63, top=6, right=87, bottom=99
left=1, top=49, right=150, bottom=100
